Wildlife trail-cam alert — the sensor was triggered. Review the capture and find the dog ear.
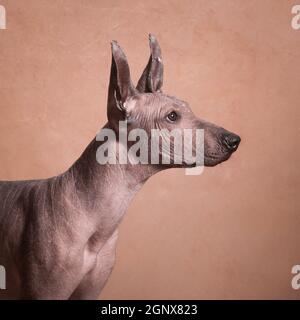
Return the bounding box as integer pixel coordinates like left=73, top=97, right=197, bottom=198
left=136, top=34, right=164, bottom=93
left=107, top=41, right=136, bottom=125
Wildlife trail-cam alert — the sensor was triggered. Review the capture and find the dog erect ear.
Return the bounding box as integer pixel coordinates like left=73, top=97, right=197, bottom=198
left=136, top=34, right=164, bottom=93
left=107, top=41, right=136, bottom=125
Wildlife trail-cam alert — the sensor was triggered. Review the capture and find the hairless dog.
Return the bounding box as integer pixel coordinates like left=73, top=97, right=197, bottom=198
left=0, top=35, right=240, bottom=299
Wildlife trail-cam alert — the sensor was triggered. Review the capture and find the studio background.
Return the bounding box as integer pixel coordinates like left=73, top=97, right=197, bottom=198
left=0, top=0, right=299, bottom=299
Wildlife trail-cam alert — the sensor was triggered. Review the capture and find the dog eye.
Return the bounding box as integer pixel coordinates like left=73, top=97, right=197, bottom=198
left=167, top=111, right=178, bottom=122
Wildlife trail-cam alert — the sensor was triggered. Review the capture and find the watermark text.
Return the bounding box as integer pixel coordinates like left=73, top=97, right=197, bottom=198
left=291, top=5, right=300, bottom=30
left=0, top=5, right=6, bottom=30
left=0, top=265, right=5, bottom=290
left=96, top=121, right=204, bottom=175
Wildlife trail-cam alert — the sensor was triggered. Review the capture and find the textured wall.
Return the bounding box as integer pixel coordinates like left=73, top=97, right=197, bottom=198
left=0, top=0, right=299, bottom=299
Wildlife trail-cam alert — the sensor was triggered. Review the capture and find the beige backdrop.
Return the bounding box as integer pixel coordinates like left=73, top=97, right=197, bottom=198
left=0, top=0, right=299, bottom=299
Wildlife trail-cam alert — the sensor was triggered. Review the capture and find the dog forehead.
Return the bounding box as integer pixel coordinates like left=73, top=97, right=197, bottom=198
left=135, top=93, right=187, bottom=108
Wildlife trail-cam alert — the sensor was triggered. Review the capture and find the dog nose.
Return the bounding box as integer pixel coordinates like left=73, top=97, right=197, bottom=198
left=222, top=133, right=241, bottom=152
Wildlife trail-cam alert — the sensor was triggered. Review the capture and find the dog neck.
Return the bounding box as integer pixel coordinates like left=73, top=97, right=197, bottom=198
left=64, top=123, right=160, bottom=240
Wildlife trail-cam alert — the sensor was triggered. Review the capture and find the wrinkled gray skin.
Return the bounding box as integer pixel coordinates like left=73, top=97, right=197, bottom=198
left=0, top=35, right=240, bottom=299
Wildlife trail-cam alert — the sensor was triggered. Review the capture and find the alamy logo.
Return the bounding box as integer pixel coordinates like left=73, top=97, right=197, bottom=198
left=0, top=265, right=5, bottom=290
left=291, top=265, right=300, bottom=290
left=96, top=121, right=204, bottom=175
left=291, top=5, right=300, bottom=30
left=0, top=5, right=6, bottom=30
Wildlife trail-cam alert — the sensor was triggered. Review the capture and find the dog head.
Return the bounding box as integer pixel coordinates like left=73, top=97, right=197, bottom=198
left=106, top=35, right=240, bottom=168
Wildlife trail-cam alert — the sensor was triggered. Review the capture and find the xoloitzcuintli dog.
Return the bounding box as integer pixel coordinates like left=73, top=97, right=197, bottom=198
left=0, top=35, right=240, bottom=299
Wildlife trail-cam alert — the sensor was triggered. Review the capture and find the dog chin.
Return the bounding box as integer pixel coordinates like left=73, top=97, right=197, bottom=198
left=204, top=154, right=231, bottom=167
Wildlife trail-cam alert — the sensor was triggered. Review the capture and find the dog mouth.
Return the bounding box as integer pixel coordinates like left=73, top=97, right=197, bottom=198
left=178, top=153, right=231, bottom=168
